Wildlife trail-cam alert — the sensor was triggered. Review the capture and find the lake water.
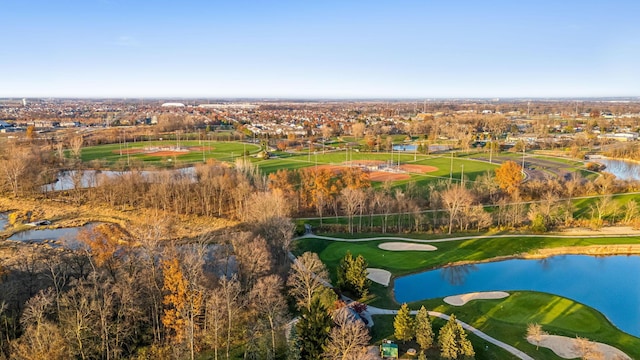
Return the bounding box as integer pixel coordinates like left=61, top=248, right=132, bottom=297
left=392, top=144, right=451, bottom=152
left=593, top=159, right=640, bottom=181
left=43, top=167, right=197, bottom=191
left=0, top=213, right=7, bottom=229
left=7, top=224, right=96, bottom=248
left=394, top=255, right=640, bottom=337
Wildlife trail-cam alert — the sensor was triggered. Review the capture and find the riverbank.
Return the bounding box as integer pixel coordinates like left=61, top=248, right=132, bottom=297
left=0, top=197, right=239, bottom=241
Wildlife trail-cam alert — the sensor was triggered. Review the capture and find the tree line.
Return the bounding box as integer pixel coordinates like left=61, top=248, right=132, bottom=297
left=2, top=140, right=640, bottom=235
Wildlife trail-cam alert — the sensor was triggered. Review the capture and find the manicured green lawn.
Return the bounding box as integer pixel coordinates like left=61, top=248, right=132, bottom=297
left=255, top=151, right=498, bottom=183
left=294, top=232, right=640, bottom=308
left=81, top=140, right=501, bottom=183
left=294, top=233, right=640, bottom=278
left=295, top=233, right=640, bottom=358
left=371, top=291, right=640, bottom=359
left=371, top=315, right=520, bottom=360
left=80, top=140, right=261, bottom=166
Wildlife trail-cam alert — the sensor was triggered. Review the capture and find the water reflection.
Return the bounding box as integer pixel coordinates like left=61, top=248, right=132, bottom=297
left=394, top=255, right=640, bottom=337
left=440, top=264, right=477, bottom=285
left=536, top=254, right=565, bottom=271
left=392, top=144, right=451, bottom=152
left=0, top=213, right=7, bottom=230
left=7, top=224, right=96, bottom=248
left=594, top=159, right=640, bottom=181
left=43, top=168, right=197, bottom=191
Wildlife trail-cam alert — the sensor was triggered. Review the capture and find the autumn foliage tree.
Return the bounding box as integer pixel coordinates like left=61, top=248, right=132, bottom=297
left=78, top=224, right=128, bottom=278
left=161, top=255, right=203, bottom=360
left=495, top=160, right=523, bottom=195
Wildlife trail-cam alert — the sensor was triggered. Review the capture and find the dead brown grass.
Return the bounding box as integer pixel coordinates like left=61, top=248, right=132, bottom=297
left=0, top=197, right=238, bottom=241
left=527, top=244, right=640, bottom=258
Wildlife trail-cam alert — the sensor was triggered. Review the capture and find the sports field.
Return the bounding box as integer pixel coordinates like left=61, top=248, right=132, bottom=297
left=80, top=141, right=500, bottom=185
left=255, top=150, right=499, bottom=185
left=80, top=140, right=261, bottom=166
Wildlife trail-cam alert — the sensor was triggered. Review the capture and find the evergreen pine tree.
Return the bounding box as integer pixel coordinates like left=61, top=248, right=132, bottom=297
left=336, top=251, right=354, bottom=291
left=296, top=298, right=332, bottom=360
left=349, top=254, right=370, bottom=298
left=337, top=251, right=371, bottom=299
left=438, top=315, right=475, bottom=360
left=415, top=305, right=434, bottom=351
left=393, top=303, right=414, bottom=343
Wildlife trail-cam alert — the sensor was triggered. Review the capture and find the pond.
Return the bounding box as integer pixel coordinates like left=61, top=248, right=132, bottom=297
left=0, top=213, right=7, bottom=230
left=392, top=144, right=451, bottom=152
left=593, top=158, right=640, bottom=181
left=394, top=255, right=640, bottom=337
left=7, top=223, right=96, bottom=248
left=43, top=167, right=197, bottom=191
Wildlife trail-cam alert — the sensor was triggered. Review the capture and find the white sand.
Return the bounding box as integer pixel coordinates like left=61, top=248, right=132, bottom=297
left=366, top=268, right=391, bottom=286
left=527, top=335, right=630, bottom=360
left=443, top=291, right=510, bottom=306
left=378, top=242, right=437, bottom=251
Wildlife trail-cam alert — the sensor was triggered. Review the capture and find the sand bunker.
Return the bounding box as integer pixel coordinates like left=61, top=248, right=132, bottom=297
left=366, top=268, right=391, bottom=286
left=443, top=292, right=510, bottom=306
left=378, top=242, right=437, bottom=251
left=527, top=335, right=630, bottom=360
left=399, top=164, right=438, bottom=173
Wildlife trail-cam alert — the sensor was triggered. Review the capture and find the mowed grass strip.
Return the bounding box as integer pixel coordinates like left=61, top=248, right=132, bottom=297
left=294, top=234, right=640, bottom=279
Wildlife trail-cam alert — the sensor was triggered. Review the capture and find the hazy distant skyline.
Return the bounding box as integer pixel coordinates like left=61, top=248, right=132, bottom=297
left=2, top=0, right=639, bottom=98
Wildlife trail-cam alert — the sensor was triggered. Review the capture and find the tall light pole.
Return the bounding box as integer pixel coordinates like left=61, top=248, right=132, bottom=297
left=489, top=139, right=493, bottom=164
left=449, top=151, right=454, bottom=184
left=521, top=143, right=526, bottom=171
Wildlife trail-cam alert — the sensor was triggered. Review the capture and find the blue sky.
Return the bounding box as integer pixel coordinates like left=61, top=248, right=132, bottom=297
left=1, top=0, right=639, bottom=98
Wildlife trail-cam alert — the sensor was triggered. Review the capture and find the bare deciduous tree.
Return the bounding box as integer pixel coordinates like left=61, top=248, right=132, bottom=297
left=440, top=185, right=474, bottom=234
left=232, top=234, right=272, bottom=289
left=324, top=308, right=372, bottom=360
left=249, top=275, right=288, bottom=359
left=70, top=135, right=84, bottom=158
left=287, top=252, right=329, bottom=311
left=351, top=122, right=366, bottom=139
left=573, top=336, right=604, bottom=360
